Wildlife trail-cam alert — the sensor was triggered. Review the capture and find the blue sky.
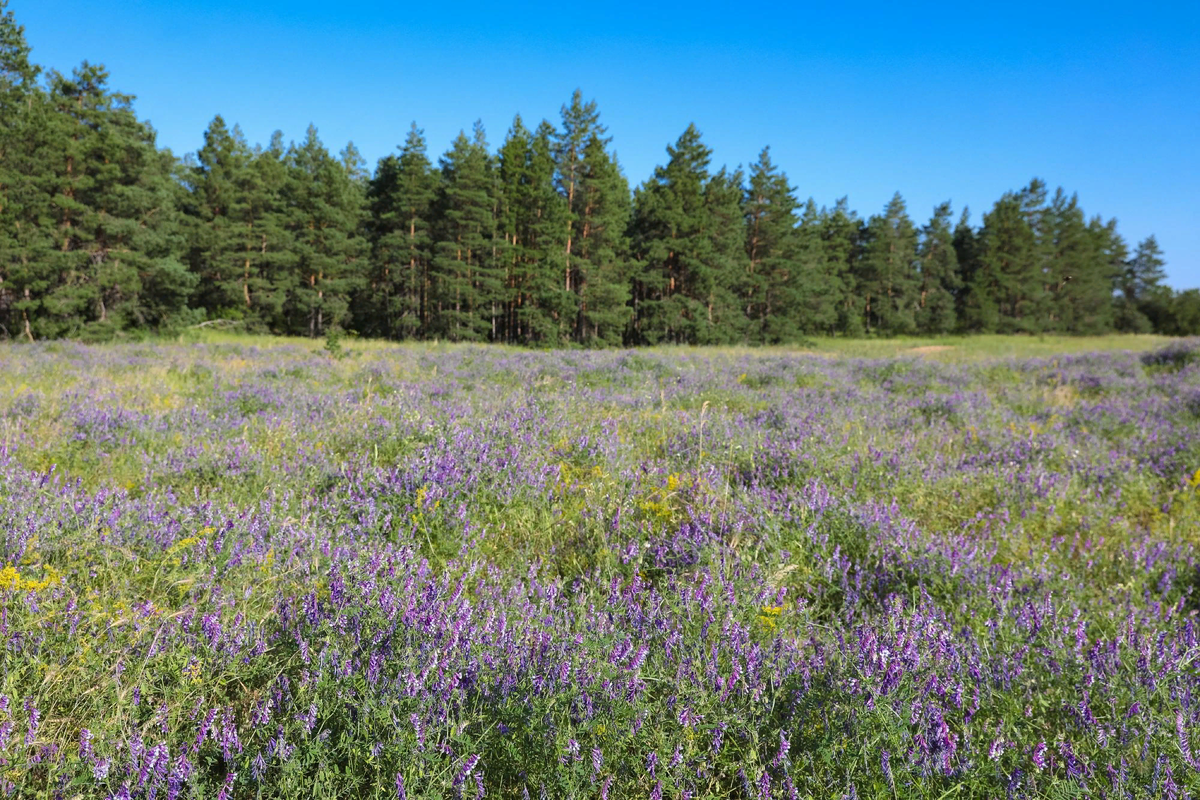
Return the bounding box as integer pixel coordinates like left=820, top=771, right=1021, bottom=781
left=12, top=0, right=1199, bottom=288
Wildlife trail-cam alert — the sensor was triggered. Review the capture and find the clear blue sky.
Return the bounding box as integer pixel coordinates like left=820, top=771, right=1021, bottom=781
left=11, top=0, right=1199, bottom=288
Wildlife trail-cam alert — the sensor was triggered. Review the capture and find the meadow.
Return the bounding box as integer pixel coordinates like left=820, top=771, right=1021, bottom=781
left=0, top=334, right=1198, bottom=799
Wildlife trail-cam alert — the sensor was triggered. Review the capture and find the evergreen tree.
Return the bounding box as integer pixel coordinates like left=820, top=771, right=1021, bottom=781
left=744, top=147, right=801, bottom=343
left=1113, top=235, right=1166, bottom=332
left=819, top=198, right=863, bottom=336
left=973, top=191, right=1042, bottom=333
left=1126, top=235, right=1167, bottom=301
left=526, top=121, right=573, bottom=343
left=0, top=0, right=50, bottom=341
left=555, top=90, right=601, bottom=305
left=699, top=165, right=749, bottom=344
left=35, top=62, right=192, bottom=339
left=363, top=123, right=436, bottom=339
left=630, top=124, right=736, bottom=345
left=1019, top=178, right=1053, bottom=328
left=2, top=0, right=1187, bottom=345
left=856, top=193, right=919, bottom=335
left=552, top=91, right=634, bottom=344
left=186, top=116, right=258, bottom=321
left=281, top=125, right=366, bottom=336
left=914, top=202, right=961, bottom=334
left=1043, top=188, right=1115, bottom=334
left=497, top=115, right=573, bottom=345
left=789, top=199, right=841, bottom=336
left=431, top=123, right=499, bottom=341
left=953, top=208, right=995, bottom=332
left=572, top=132, right=632, bottom=346
left=239, top=132, right=294, bottom=331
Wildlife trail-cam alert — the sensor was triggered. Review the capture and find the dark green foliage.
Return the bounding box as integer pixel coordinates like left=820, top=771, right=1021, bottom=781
left=914, top=202, right=960, bottom=334
left=497, top=117, right=571, bottom=345
left=0, top=0, right=1190, bottom=344
left=1043, top=189, right=1119, bottom=334
left=360, top=124, right=437, bottom=339
left=572, top=132, right=633, bottom=346
left=431, top=124, right=499, bottom=341
left=553, top=91, right=634, bottom=346
left=819, top=198, right=863, bottom=337
left=277, top=126, right=367, bottom=337
left=856, top=192, right=919, bottom=335
left=1142, top=286, right=1200, bottom=336
left=743, top=147, right=803, bottom=343
left=0, top=0, right=47, bottom=341
left=972, top=189, right=1043, bottom=333
left=1116, top=235, right=1169, bottom=333
left=629, top=124, right=746, bottom=345
left=35, top=63, right=192, bottom=339
left=186, top=116, right=259, bottom=323
left=790, top=199, right=842, bottom=336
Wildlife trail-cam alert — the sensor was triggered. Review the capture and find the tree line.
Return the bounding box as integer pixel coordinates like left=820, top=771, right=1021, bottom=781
left=1, top=4, right=1195, bottom=345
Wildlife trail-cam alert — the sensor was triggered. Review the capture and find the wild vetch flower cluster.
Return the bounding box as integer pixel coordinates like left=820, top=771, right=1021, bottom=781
left=0, top=340, right=1198, bottom=798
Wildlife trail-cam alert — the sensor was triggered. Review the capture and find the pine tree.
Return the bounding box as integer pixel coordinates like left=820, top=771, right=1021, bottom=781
left=573, top=132, right=632, bottom=345
left=431, top=123, right=499, bottom=341
left=497, top=115, right=574, bottom=344
left=1044, top=188, right=1114, bottom=334
left=744, top=147, right=801, bottom=343
left=629, top=124, right=728, bottom=344
left=973, top=191, right=1041, bottom=333
left=0, top=0, right=50, bottom=341
left=820, top=198, right=863, bottom=336
left=1117, top=235, right=1166, bottom=333
left=515, top=120, right=571, bottom=344
left=555, top=90, right=601, bottom=305
left=241, top=132, right=294, bottom=331
left=699, top=165, right=749, bottom=344
left=281, top=125, right=366, bottom=337
left=551, top=91, right=634, bottom=344
left=914, top=202, right=961, bottom=334
left=35, top=62, right=192, bottom=339
left=856, top=193, right=919, bottom=335
left=186, top=116, right=255, bottom=321
left=953, top=208, right=994, bottom=332
left=790, top=199, right=841, bottom=335
left=363, top=123, right=436, bottom=339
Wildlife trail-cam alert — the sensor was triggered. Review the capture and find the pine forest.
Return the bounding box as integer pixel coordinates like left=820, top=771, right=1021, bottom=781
left=1, top=4, right=1196, bottom=346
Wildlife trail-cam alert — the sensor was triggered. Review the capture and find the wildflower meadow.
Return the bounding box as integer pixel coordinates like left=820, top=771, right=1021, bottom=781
left=1, top=336, right=1199, bottom=799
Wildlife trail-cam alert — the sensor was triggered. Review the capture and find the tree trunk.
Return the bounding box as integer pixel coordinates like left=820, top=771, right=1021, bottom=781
left=22, top=288, right=33, bottom=342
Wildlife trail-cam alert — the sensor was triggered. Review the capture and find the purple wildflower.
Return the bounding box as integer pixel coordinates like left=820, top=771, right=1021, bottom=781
left=1032, top=741, right=1048, bottom=770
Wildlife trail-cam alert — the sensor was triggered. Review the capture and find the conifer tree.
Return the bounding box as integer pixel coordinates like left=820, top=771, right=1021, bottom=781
left=282, top=125, right=366, bottom=336
left=37, top=62, right=192, bottom=339
left=699, top=165, right=749, bottom=344
left=1043, top=188, right=1114, bottom=333
left=555, top=90, right=601, bottom=303
left=519, top=120, right=572, bottom=344
left=790, top=199, right=842, bottom=335
left=573, top=132, right=632, bottom=345
left=744, top=147, right=800, bottom=343
left=497, top=115, right=574, bottom=344
left=363, top=123, right=436, bottom=339
left=971, top=192, right=1041, bottom=332
left=431, top=124, right=498, bottom=341
left=186, top=116, right=256, bottom=321
left=952, top=208, right=993, bottom=332
left=819, top=199, right=863, bottom=336
left=241, top=132, right=294, bottom=330
left=0, top=0, right=50, bottom=340
left=1, top=0, right=1188, bottom=345
left=629, top=124, right=726, bottom=344
left=857, top=193, right=919, bottom=335
left=914, top=202, right=961, bottom=334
